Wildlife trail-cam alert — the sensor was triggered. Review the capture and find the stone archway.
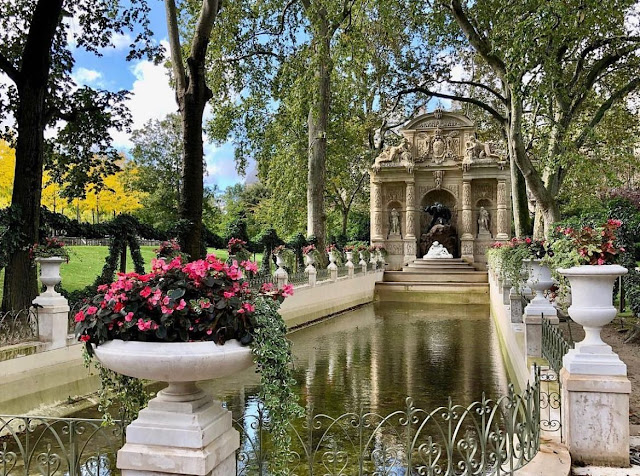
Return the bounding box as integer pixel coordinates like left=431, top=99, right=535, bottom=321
left=419, top=189, right=459, bottom=257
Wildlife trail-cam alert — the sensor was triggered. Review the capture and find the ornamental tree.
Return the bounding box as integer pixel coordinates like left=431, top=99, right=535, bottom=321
left=396, top=0, right=640, bottom=238
left=0, top=0, right=160, bottom=310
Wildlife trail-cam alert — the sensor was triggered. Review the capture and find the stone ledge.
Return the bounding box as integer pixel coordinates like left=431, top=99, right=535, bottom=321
left=516, top=439, right=571, bottom=475
left=560, top=369, right=631, bottom=394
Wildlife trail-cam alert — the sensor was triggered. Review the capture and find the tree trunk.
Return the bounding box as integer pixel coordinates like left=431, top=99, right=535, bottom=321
left=510, top=155, right=531, bottom=237
left=507, top=93, right=559, bottom=239
left=2, top=0, right=63, bottom=311
left=179, top=89, right=207, bottom=259
left=341, top=207, right=349, bottom=237
left=307, top=35, right=331, bottom=254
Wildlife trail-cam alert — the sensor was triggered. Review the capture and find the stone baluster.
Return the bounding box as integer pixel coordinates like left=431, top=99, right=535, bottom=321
left=33, top=257, right=70, bottom=350
left=274, top=254, right=288, bottom=288
left=496, top=179, right=509, bottom=240
left=371, top=181, right=384, bottom=241
left=345, top=251, right=355, bottom=278
left=305, top=254, right=317, bottom=287
left=460, top=180, right=474, bottom=261
left=328, top=252, right=338, bottom=281
left=369, top=252, right=377, bottom=272
left=359, top=251, right=367, bottom=274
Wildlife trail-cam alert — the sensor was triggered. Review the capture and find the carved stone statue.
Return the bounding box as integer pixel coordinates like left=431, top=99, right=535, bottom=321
left=373, top=137, right=412, bottom=172
left=424, top=241, right=453, bottom=259
left=424, top=202, right=452, bottom=230
left=389, top=208, right=401, bottom=235
left=478, top=207, right=490, bottom=232
left=463, top=137, right=505, bottom=171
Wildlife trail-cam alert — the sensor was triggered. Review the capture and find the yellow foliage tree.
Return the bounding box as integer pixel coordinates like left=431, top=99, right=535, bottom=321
left=0, top=140, right=147, bottom=221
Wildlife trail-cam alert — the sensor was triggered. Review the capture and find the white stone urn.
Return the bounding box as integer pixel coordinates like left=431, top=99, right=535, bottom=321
left=368, top=252, right=377, bottom=271
left=274, top=253, right=288, bottom=288
left=345, top=251, right=354, bottom=262
left=523, top=258, right=557, bottom=318
left=376, top=250, right=385, bottom=266
left=304, top=252, right=315, bottom=267
left=94, top=339, right=253, bottom=475
left=35, top=256, right=66, bottom=297
left=558, top=265, right=628, bottom=375
left=358, top=251, right=367, bottom=267
left=328, top=251, right=337, bottom=266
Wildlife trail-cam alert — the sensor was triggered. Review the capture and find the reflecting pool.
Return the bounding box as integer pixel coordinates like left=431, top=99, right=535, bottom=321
left=194, top=301, right=508, bottom=417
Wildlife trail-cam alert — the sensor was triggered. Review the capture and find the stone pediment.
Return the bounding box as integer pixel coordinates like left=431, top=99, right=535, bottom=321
left=404, top=109, right=475, bottom=131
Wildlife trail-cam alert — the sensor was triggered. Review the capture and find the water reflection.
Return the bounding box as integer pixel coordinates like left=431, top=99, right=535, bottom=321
left=201, top=301, right=508, bottom=418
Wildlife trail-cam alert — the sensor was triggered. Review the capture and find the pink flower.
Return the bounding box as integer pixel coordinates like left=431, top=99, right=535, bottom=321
left=241, top=260, right=259, bottom=274
left=223, top=291, right=235, bottom=299
left=74, top=310, right=86, bottom=322
left=281, top=284, right=294, bottom=297
left=80, top=335, right=91, bottom=342
left=206, top=329, right=213, bottom=335
left=176, top=299, right=186, bottom=311
left=140, top=286, right=152, bottom=298
left=114, top=302, right=124, bottom=313
left=200, top=300, right=211, bottom=309
left=261, top=282, right=275, bottom=293
left=242, top=302, right=255, bottom=313
left=125, top=312, right=134, bottom=322
left=97, top=284, right=108, bottom=292
left=237, top=308, right=245, bottom=314
left=86, top=306, right=98, bottom=315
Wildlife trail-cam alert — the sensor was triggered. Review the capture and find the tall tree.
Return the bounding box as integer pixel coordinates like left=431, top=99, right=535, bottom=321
left=129, top=114, right=183, bottom=230
left=164, top=0, right=221, bottom=259
left=206, top=0, right=415, bottom=249
left=0, top=0, right=159, bottom=309
left=396, top=0, right=640, bottom=237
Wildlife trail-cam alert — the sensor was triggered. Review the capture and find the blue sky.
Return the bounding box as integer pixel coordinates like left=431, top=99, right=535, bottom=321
left=67, top=1, right=247, bottom=191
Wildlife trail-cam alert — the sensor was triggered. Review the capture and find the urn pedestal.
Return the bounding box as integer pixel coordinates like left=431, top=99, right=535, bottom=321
left=558, top=265, right=631, bottom=467
left=94, top=340, right=254, bottom=475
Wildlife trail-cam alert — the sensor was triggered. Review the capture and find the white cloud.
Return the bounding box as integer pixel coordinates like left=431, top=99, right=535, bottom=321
left=110, top=52, right=178, bottom=148
left=109, top=33, right=133, bottom=51
left=72, top=67, right=104, bottom=87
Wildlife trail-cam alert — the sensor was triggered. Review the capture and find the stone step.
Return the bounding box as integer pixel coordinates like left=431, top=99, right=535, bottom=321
left=375, top=282, right=489, bottom=304
left=402, top=266, right=476, bottom=273
left=383, top=271, right=488, bottom=283
left=406, top=263, right=474, bottom=269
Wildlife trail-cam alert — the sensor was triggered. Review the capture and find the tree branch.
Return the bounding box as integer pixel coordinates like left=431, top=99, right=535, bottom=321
left=0, top=53, right=21, bottom=86
left=225, top=49, right=283, bottom=62
left=191, top=0, right=219, bottom=63
left=446, top=79, right=506, bottom=103
left=569, top=36, right=640, bottom=89
left=165, top=0, right=187, bottom=94
left=398, top=85, right=507, bottom=123
left=574, top=77, right=640, bottom=149
left=448, top=0, right=507, bottom=79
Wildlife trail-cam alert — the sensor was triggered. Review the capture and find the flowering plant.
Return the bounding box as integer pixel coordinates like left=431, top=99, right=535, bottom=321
left=325, top=244, right=337, bottom=254
left=343, top=245, right=355, bottom=252
left=75, top=254, right=289, bottom=348
left=552, top=219, right=625, bottom=266
left=302, top=244, right=316, bottom=255
left=227, top=237, right=251, bottom=262
left=75, top=253, right=301, bottom=461
left=154, top=239, right=183, bottom=259
left=273, top=244, right=286, bottom=255
left=30, top=237, right=70, bottom=260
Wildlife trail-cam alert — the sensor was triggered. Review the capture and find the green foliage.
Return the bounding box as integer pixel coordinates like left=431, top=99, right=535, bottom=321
left=626, top=270, right=640, bottom=318
left=251, top=296, right=304, bottom=473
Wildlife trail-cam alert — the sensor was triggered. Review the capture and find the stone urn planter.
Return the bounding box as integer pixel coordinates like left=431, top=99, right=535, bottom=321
left=558, top=264, right=628, bottom=375
left=35, top=256, right=66, bottom=297
left=523, top=258, right=556, bottom=317
left=304, top=252, right=315, bottom=267
left=94, top=339, right=253, bottom=475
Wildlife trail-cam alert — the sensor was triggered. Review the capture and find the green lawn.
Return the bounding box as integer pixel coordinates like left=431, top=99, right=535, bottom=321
left=0, top=246, right=264, bottom=297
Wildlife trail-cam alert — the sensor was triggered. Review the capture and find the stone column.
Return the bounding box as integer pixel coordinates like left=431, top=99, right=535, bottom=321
left=460, top=180, right=474, bottom=261
left=404, top=180, right=417, bottom=263
left=33, top=261, right=70, bottom=351
left=371, top=181, right=384, bottom=241
left=496, top=179, right=509, bottom=240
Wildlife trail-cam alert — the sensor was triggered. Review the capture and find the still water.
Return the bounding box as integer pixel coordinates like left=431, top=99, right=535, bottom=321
left=3, top=301, right=511, bottom=475
left=183, top=300, right=507, bottom=417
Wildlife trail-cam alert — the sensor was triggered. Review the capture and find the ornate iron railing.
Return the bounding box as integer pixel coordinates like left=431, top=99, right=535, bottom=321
left=288, top=270, right=309, bottom=287
left=248, top=273, right=275, bottom=291
left=0, top=370, right=542, bottom=476
left=541, top=316, right=573, bottom=376
left=316, top=268, right=330, bottom=282
left=237, top=373, right=541, bottom=475
left=0, top=308, right=38, bottom=347
left=0, top=415, right=125, bottom=475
